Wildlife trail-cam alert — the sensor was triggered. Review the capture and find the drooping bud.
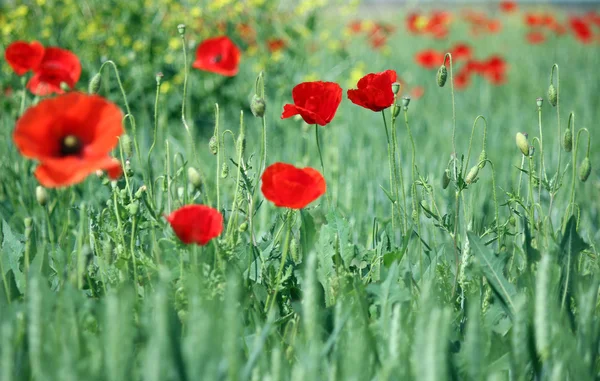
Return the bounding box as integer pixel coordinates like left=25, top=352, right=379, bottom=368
left=579, top=157, right=591, bottom=182
left=221, top=162, right=229, bottom=178
left=536, top=97, right=543, bottom=108
left=88, top=72, right=102, bottom=94
left=187, top=167, right=202, bottom=190
left=562, top=128, right=572, bottom=152
left=251, top=94, right=266, bottom=117
left=477, top=150, right=487, bottom=169
left=515, top=132, right=530, bottom=156
left=209, top=136, right=218, bottom=155
left=36, top=186, right=48, bottom=206
left=134, top=185, right=147, bottom=199
left=442, top=169, right=451, bottom=189
left=548, top=83, right=557, bottom=107
left=121, top=134, right=133, bottom=158
left=437, top=65, right=448, bottom=87
left=391, top=82, right=401, bottom=95
left=401, top=96, right=411, bottom=110
left=465, top=165, right=480, bottom=184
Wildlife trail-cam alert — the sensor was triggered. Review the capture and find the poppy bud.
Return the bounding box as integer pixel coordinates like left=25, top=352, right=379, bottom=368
left=209, top=136, right=218, bottom=155
left=238, top=221, right=248, bottom=232
left=127, top=200, right=139, bottom=216
left=548, top=83, right=557, bottom=107
left=177, top=24, right=186, bottom=36
left=437, top=65, right=448, bottom=87
left=177, top=186, right=184, bottom=200
left=156, top=72, right=163, bottom=86
left=88, top=72, right=102, bottom=94
left=391, top=103, right=400, bottom=118
left=465, top=165, right=480, bottom=184
left=477, top=150, right=487, bottom=169
left=125, top=160, right=133, bottom=177
left=221, top=162, right=229, bottom=178
left=442, top=169, right=451, bottom=189
left=60, top=82, right=70, bottom=92
left=536, top=97, right=543, bottom=108
left=562, top=128, right=572, bottom=152
left=509, top=216, right=516, bottom=227
left=36, top=185, right=48, bottom=206
left=391, top=82, right=401, bottom=95
left=135, top=185, right=146, bottom=199
left=515, top=132, right=529, bottom=156
left=251, top=94, right=266, bottom=117
left=121, top=134, right=133, bottom=158
left=187, top=167, right=202, bottom=190
left=579, top=157, right=591, bottom=182
left=401, top=96, right=411, bottom=110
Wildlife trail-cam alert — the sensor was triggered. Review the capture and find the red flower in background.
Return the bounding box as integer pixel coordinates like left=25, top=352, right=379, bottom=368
left=267, top=38, right=286, bottom=53
left=415, top=49, right=444, bottom=69
left=451, top=43, right=472, bottom=61
left=5, top=41, right=45, bottom=76
left=348, top=20, right=363, bottom=34
left=369, top=34, right=388, bottom=49
left=527, top=31, right=546, bottom=44
left=13, top=93, right=123, bottom=187
left=281, top=81, right=342, bottom=126
left=192, top=36, right=241, bottom=76
left=27, top=47, right=81, bottom=96
left=261, top=163, right=326, bottom=209
left=410, top=86, right=425, bottom=99
left=347, top=70, right=397, bottom=112
left=525, top=13, right=544, bottom=27
left=481, top=55, right=507, bottom=85
left=167, top=205, right=223, bottom=245
left=487, top=19, right=502, bottom=33
left=454, top=69, right=471, bottom=90
left=500, top=1, right=518, bottom=13
left=570, top=17, right=593, bottom=43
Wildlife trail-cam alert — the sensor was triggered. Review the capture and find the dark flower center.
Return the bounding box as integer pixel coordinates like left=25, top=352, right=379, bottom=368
left=60, top=135, right=82, bottom=156
left=211, top=54, right=222, bottom=64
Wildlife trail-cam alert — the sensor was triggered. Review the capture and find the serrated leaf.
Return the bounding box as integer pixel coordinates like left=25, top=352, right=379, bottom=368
left=2, top=220, right=25, bottom=293
left=558, top=216, right=588, bottom=310
left=299, top=209, right=316, bottom=258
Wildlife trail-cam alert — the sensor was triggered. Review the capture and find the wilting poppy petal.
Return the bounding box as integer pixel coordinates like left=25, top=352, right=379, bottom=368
left=261, top=163, right=326, bottom=209
left=13, top=92, right=123, bottom=187
left=5, top=41, right=45, bottom=76
left=167, top=205, right=223, bottom=245
left=192, top=36, right=241, bottom=76
left=26, top=46, right=81, bottom=96
left=347, top=70, right=397, bottom=112
left=281, top=81, right=342, bottom=126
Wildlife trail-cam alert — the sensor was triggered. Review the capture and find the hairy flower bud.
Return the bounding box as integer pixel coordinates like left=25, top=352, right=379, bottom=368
left=562, top=128, right=572, bottom=152
left=548, top=83, right=557, bottom=107
left=121, top=134, right=133, bottom=158
left=579, top=157, right=591, bottom=182
left=187, top=167, right=202, bottom=190
left=238, top=221, right=248, bottom=232
left=36, top=186, right=48, bottom=206
left=251, top=94, right=266, bottom=117
left=465, top=165, right=480, bottom=184
left=209, top=136, right=218, bottom=155
left=437, top=65, right=448, bottom=87
left=221, top=162, right=229, bottom=178
left=88, top=72, right=102, bottom=94
left=442, top=169, right=451, bottom=189
left=477, top=150, right=487, bottom=169
left=515, top=132, right=530, bottom=156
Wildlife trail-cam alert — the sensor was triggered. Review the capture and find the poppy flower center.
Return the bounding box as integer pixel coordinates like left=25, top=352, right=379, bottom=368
left=60, top=134, right=83, bottom=156
left=211, top=54, right=222, bottom=64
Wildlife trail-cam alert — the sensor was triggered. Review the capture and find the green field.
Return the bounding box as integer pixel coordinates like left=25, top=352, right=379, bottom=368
left=1, top=0, right=600, bottom=379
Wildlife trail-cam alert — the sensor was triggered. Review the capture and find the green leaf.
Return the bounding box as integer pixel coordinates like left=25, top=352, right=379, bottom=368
left=468, top=231, right=516, bottom=318
left=299, top=209, right=316, bottom=258
left=1, top=220, right=25, bottom=294
left=558, top=216, right=588, bottom=311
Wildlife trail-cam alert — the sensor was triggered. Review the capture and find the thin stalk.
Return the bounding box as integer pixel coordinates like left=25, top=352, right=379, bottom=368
left=315, top=125, right=331, bottom=208
left=390, top=109, right=406, bottom=235
left=403, top=108, right=421, bottom=272
left=266, top=210, right=293, bottom=315
left=18, top=76, right=26, bottom=116
left=537, top=101, right=545, bottom=197
left=215, top=104, right=221, bottom=211
left=147, top=74, right=162, bottom=202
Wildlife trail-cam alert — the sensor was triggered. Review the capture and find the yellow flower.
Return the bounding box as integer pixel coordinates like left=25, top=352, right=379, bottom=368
left=168, top=37, right=180, bottom=51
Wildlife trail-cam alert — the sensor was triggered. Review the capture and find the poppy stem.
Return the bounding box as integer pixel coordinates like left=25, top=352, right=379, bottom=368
left=18, top=76, right=26, bottom=117
left=147, top=73, right=163, bottom=204
left=266, top=210, right=293, bottom=315
left=314, top=125, right=331, bottom=208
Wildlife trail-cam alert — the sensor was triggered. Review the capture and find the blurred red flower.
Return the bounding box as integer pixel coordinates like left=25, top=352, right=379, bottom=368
left=347, top=70, right=397, bottom=112
left=481, top=55, right=507, bottom=85
left=369, top=33, right=388, bottom=49
left=13, top=93, right=123, bottom=187
left=167, top=205, right=223, bottom=245
left=500, top=1, right=518, bottom=13
left=487, top=19, right=502, bottom=33
left=570, top=17, right=593, bottom=43
left=525, top=13, right=543, bottom=27
left=27, top=47, right=81, bottom=96
left=267, top=38, right=286, bottom=53
left=348, top=20, right=363, bottom=34
left=410, top=86, right=425, bottom=99
left=451, top=43, right=472, bottom=61
left=281, top=81, right=342, bottom=126
left=454, top=69, right=471, bottom=90
left=192, top=36, right=241, bottom=76
left=415, top=49, right=444, bottom=69
left=5, top=41, right=45, bottom=76
left=527, top=31, right=546, bottom=44
left=261, top=163, right=326, bottom=209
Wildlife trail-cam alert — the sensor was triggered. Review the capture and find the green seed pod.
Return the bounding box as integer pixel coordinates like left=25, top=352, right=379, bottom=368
left=290, top=237, right=300, bottom=264
left=36, top=185, right=48, bottom=206
left=250, top=94, right=266, bottom=117
left=562, top=128, right=572, bottom=152
left=127, top=200, right=139, bottom=216
left=515, top=132, right=530, bottom=156
left=187, top=167, right=202, bottom=190
left=121, top=134, right=133, bottom=158
left=392, top=103, right=400, bottom=118
left=442, top=169, right=451, bottom=189
left=209, top=136, right=218, bottom=155
left=579, top=157, right=591, bottom=182
left=437, top=65, right=448, bottom=87
left=401, top=96, right=411, bottom=109
left=465, top=165, right=480, bottom=184
left=509, top=215, right=516, bottom=227
left=177, top=23, right=186, bottom=36
left=477, top=150, right=487, bottom=169
left=88, top=72, right=102, bottom=94
left=548, top=83, right=557, bottom=107
left=238, top=221, right=248, bottom=232
left=391, top=82, right=401, bottom=95
left=536, top=97, right=543, bottom=108
left=221, top=162, right=229, bottom=178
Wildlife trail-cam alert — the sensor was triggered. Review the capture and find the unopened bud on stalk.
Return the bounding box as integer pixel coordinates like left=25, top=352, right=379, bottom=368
left=177, top=186, right=184, bottom=200
left=251, top=95, right=266, bottom=117
left=562, top=128, right=573, bottom=152
left=177, top=24, right=186, bottom=36
left=125, top=160, right=133, bottom=177
left=187, top=167, right=202, bottom=190
left=209, top=136, right=218, bottom=155
left=477, top=150, right=487, bottom=169
left=442, top=169, right=451, bottom=189
left=391, top=82, right=401, bottom=95
left=238, top=221, right=248, bottom=232
left=127, top=200, right=139, bottom=216
left=134, top=185, right=147, bottom=199
left=515, top=132, right=530, bottom=156
left=536, top=97, right=543, bottom=108
left=88, top=72, right=102, bottom=94
left=579, top=157, right=591, bottom=182
left=221, top=162, right=229, bottom=178
left=401, top=96, right=411, bottom=110
left=548, top=83, right=557, bottom=107
left=465, top=165, right=480, bottom=184
left=156, top=72, right=164, bottom=86
left=392, top=103, right=400, bottom=118
left=36, top=186, right=48, bottom=206
left=121, top=134, right=133, bottom=158
left=437, top=65, right=448, bottom=87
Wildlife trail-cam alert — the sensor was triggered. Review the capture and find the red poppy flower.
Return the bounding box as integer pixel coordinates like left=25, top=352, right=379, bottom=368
left=192, top=36, right=241, bottom=76
left=410, top=86, right=425, bottom=99
left=347, top=70, right=397, bottom=112
left=261, top=163, right=326, bottom=209
left=570, top=17, right=593, bottom=44
left=5, top=41, right=45, bottom=76
left=166, top=205, right=223, bottom=245
left=454, top=70, right=471, bottom=90
left=481, top=56, right=507, bottom=85
left=281, top=81, right=342, bottom=126
left=415, top=49, right=444, bottom=69
left=26, top=47, right=81, bottom=96
left=267, top=38, right=286, bottom=53
left=451, top=43, right=472, bottom=61
left=527, top=31, right=546, bottom=44
left=486, top=19, right=502, bottom=33
left=348, top=20, right=363, bottom=34
left=500, top=1, right=518, bottom=13
left=369, top=33, right=388, bottom=49
left=13, top=92, right=123, bottom=188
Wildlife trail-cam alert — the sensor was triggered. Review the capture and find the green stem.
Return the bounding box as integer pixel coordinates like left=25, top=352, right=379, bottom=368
left=147, top=74, right=162, bottom=202
left=215, top=104, right=221, bottom=211
left=266, top=210, right=293, bottom=315
left=19, top=76, right=26, bottom=116
left=315, top=125, right=331, bottom=208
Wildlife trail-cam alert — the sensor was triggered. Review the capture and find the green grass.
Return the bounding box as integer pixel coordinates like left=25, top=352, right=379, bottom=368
left=1, top=0, right=600, bottom=380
